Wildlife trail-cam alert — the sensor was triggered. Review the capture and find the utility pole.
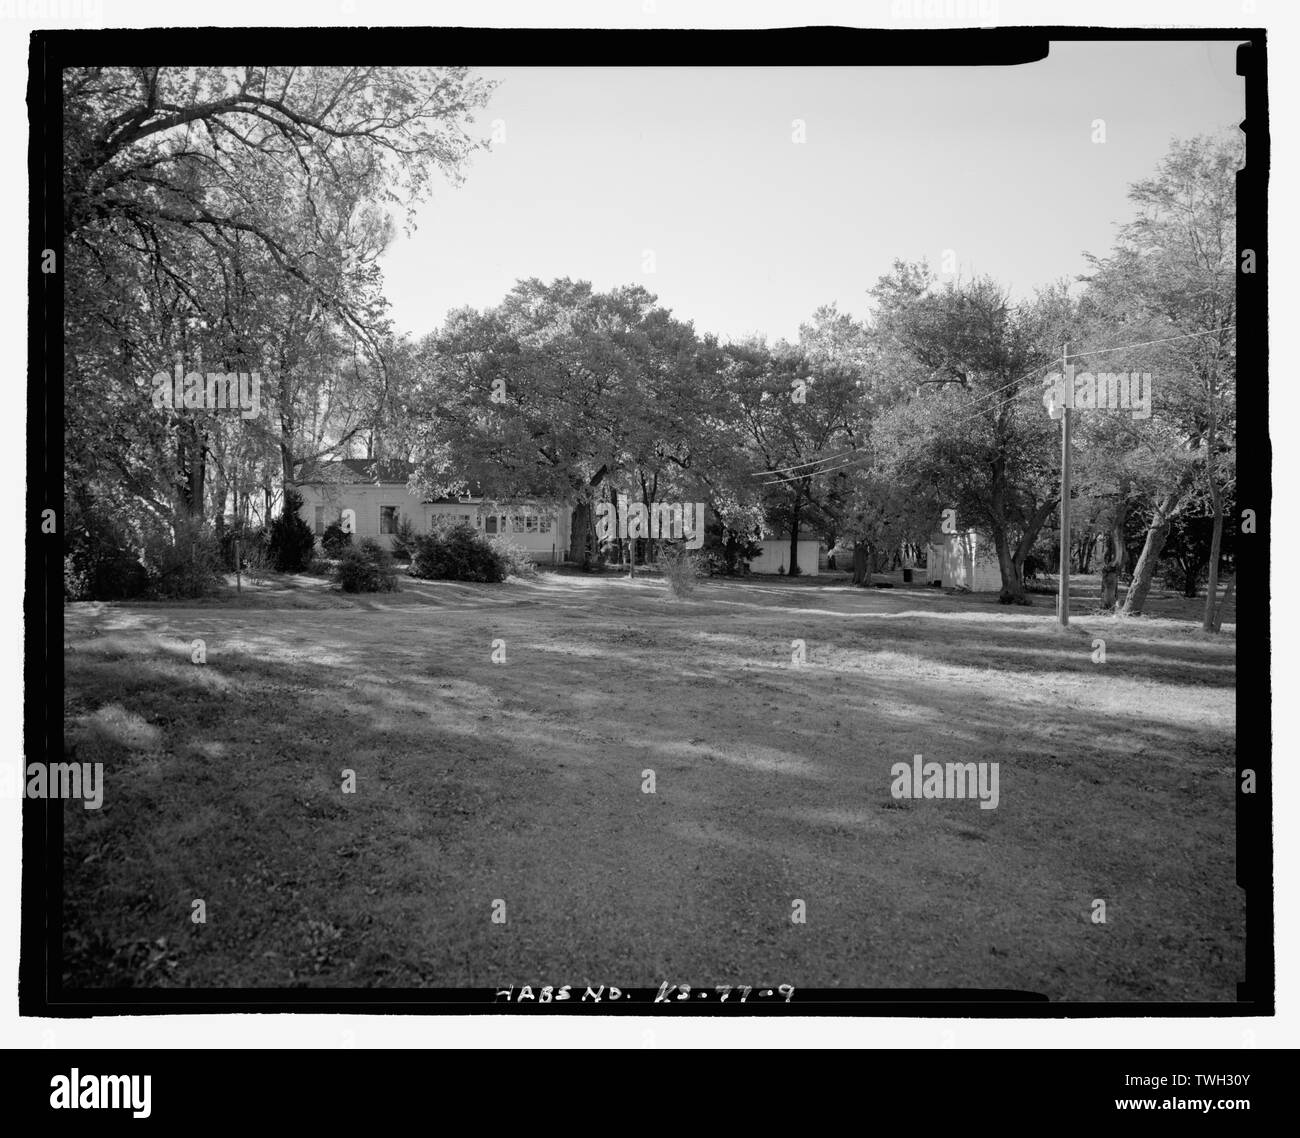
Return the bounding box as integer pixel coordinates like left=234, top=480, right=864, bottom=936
left=1058, top=342, right=1072, bottom=627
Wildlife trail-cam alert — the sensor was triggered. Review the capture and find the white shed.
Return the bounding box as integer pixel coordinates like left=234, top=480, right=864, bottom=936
left=926, top=530, right=1002, bottom=591
left=747, top=538, right=821, bottom=576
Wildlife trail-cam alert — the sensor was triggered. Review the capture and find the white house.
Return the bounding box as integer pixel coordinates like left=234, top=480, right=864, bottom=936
left=295, top=460, right=571, bottom=563
left=926, top=529, right=1002, bottom=591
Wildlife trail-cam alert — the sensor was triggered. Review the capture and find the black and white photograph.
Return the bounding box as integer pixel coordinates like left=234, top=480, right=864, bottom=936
left=12, top=5, right=1282, bottom=1068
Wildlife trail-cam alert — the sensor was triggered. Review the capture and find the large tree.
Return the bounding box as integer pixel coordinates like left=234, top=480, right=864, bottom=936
left=63, top=66, right=493, bottom=562
left=410, top=279, right=726, bottom=564
left=1080, top=131, right=1239, bottom=622
left=868, top=264, right=1076, bottom=603
left=726, top=337, right=866, bottom=576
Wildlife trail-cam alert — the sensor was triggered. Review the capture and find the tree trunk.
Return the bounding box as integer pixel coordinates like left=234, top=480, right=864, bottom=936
left=569, top=466, right=608, bottom=567
left=987, top=456, right=1029, bottom=603
left=788, top=494, right=803, bottom=576
left=1211, top=576, right=1234, bottom=633
left=280, top=438, right=295, bottom=492
left=1202, top=508, right=1224, bottom=629
left=1100, top=563, right=1119, bottom=610
left=1099, top=497, right=1128, bottom=611
left=852, top=541, right=869, bottom=586
left=1080, top=532, right=1099, bottom=574
left=1121, top=490, right=1183, bottom=615
left=178, top=417, right=206, bottom=519
left=993, top=526, right=1026, bottom=604
left=1202, top=399, right=1224, bottom=631
left=569, top=501, right=592, bottom=564
left=1013, top=499, right=1057, bottom=589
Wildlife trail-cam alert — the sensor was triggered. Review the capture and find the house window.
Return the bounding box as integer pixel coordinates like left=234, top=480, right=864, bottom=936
left=512, top=516, right=525, bottom=533
left=314, top=506, right=325, bottom=536
left=459, top=514, right=471, bottom=527
left=539, top=515, right=552, bottom=534
left=525, top=516, right=538, bottom=533
left=485, top=515, right=498, bottom=535
left=380, top=506, right=399, bottom=535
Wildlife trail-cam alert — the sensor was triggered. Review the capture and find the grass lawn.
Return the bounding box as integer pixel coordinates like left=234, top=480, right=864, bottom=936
left=61, top=570, right=1240, bottom=999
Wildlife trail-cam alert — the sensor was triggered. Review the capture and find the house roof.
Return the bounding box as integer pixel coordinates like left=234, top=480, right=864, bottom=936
left=297, top=459, right=557, bottom=504
left=299, top=458, right=418, bottom=485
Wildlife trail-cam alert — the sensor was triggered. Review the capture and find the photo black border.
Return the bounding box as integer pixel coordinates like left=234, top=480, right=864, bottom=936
left=23, top=24, right=1271, bottom=1017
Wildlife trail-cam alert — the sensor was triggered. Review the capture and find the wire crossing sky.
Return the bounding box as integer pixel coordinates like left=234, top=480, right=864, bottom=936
left=380, top=41, right=1243, bottom=345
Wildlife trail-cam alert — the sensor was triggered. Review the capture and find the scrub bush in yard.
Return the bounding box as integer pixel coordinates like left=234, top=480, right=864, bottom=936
left=320, top=520, right=352, bottom=558
left=390, top=516, right=419, bottom=561
left=658, top=542, right=700, bottom=597
left=489, top=535, right=538, bottom=578
left=408, top=522, right=534, bottom=582
left=141, top=517, right=224, bottom=598
left=333, top=538, right=399, bottom=593
left=63, top=504, right=148, bottom=601
left=268, top=490, right=316, bottom=572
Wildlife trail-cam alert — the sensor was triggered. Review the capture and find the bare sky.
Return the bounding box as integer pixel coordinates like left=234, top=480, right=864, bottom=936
left=379, top=40, right=1244, bottom=345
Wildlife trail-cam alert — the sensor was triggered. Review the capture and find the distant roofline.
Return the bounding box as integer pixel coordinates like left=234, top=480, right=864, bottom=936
left=297, top=460, right=566, bottom=503
left=298, top=458, right=415, bottom=484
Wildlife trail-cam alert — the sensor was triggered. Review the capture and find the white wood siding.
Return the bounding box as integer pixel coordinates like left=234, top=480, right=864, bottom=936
left=926, top=530, right=1002, bottom=591
left=746, top=539, right=821, bottom=576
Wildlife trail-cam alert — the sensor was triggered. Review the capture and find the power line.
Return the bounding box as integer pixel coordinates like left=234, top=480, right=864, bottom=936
left=752, top=445, right=864, bottom=477
left=760, top=454, right=872, bottom=486
left=1064, top=326, right=1234, bottom=361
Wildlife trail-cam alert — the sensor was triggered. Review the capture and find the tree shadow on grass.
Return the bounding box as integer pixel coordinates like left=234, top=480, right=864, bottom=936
left=60, top=590, right=1239, bottom=997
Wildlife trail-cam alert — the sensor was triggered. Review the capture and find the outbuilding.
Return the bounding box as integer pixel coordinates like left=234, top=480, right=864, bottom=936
left=746, top=536, right=822, bottom=576
left=925, top=529, right=1002, bottom=591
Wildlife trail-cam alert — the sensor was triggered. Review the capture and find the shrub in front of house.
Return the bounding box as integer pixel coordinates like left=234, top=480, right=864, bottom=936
left=390, top=516, right=419, bottom=561
left=333, top=539, right=399, bottom=593
left=267, top=489, right=317, bottom=573
left=488, top=534, right=538, bottom=578
left=409, top=524, right=503, bottom=582
left=408, top=523, right=529, bottom=582
left=320, top=519, right=352, bottom=558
